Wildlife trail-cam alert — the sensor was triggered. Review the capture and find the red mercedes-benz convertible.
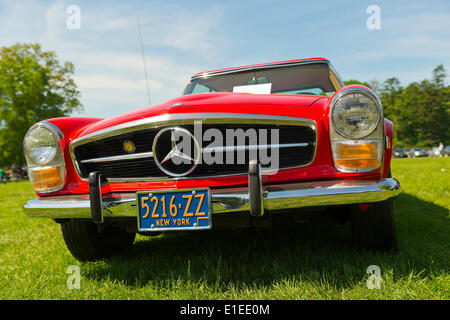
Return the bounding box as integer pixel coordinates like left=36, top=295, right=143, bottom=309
left=23, top=57, right=400, bottom=261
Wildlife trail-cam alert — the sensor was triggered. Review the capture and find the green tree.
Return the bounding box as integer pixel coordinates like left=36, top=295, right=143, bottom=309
left=396, top=66, right=449, bottom=148
left=421, top=65, right=449, bottom=146
left=432, top=64, right=446, bottom=88
left=0, top=43, right=82, bottom=166
left=344, top=79, right=381, bottom=94
left=344, top=79, right=373, bottom=89
left=379, top=77, right=405, bottom=147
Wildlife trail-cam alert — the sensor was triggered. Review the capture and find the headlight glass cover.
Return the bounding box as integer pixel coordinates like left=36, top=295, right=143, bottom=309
left=331, top=91, right=380, bottom=139
left=23, top=123, right=66, bottom=193
left=24, top=125, right=58, bottom=165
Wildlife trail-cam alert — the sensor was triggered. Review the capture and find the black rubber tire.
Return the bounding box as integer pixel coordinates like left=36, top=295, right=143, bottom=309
left=61, top=219, right=136, bottom=262
left=351, top=200, right=398, bottom=251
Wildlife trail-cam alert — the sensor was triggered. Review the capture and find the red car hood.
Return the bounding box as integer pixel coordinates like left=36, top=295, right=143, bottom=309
left=76, top=92, right=330, bottom=139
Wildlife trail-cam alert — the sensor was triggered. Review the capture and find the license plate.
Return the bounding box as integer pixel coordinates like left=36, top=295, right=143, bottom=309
left=136, top=188, right=211, bottom=232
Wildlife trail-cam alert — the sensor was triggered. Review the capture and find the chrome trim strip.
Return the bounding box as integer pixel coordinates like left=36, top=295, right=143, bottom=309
left=201, top=142, right=311, bottom=154
left=41, top=121, right=65, bottom=139
left=385, top=136, right=391, bottom=150
left=80, top=152, right=154, bottom=164
left=69, top=113, right=318, bottom=182
left=23, top=178, right=400, bottom=219
left=80, top=143, right=311, bottom=164
left=71, top=113, right=316, bottom=146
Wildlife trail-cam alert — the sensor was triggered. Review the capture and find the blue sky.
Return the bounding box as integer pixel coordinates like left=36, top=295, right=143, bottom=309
left=0, top=0, right=448, bottom=118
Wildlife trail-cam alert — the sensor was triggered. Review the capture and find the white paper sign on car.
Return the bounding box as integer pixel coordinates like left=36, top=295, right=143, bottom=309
left=233, top=83, right=272, bottom=94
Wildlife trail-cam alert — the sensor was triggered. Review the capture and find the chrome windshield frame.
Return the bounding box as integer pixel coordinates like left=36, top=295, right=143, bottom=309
left=185, top=59, right=344, bottom=95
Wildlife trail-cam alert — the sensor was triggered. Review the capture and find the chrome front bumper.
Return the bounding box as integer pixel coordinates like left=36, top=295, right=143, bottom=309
left=23, top=178, right=400, bottom=219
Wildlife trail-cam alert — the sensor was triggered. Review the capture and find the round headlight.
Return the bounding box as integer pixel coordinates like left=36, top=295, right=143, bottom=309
left=24, top=125, right=58, bottom=165
left=331, top=90, right=381, bottom=139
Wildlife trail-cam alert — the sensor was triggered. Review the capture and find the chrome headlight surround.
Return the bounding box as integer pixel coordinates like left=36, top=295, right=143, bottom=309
left=23, top=122, right=66, bottom=193
left=330, top=88, right=381, bottom=139
left=329, top=87, right=384, bottom=173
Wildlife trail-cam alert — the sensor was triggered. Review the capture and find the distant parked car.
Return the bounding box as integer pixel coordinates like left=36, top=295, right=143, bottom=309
left=427, top=147, right=443, bottom=157
left=393, top=148, right=407, bottom=158
left=443, top=146, right=450, bottom=157
left=408, top=147, right=428, bottom=158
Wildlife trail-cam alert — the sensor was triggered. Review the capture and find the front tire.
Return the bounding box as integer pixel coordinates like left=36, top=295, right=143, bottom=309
left=61, top=219, right=136, bottom=261
left=351, top=200, right=398, bottom=251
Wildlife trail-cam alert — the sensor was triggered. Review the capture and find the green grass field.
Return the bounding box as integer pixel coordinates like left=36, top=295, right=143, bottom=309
left=0, top=158, right=449, bottom=299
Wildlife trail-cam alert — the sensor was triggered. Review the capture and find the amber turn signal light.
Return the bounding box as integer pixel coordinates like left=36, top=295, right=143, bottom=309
left=29, top=166, right=64, bottom=192
left=334, top=142, right=380, bottom=170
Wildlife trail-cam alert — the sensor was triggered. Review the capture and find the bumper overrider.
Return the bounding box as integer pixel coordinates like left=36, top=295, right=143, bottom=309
left=23, top=162, right=400, bottom=221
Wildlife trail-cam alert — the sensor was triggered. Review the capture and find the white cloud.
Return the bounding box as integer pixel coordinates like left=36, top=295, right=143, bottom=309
left=139, top=7, right=223, bottom=54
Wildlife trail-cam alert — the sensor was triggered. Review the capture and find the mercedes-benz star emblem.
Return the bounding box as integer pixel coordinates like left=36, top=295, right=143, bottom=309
left=152, top=127, right=201, bottom=177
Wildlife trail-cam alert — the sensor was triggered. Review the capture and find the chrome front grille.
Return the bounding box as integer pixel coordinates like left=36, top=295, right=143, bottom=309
left=70, top=113, right=317, bottom=181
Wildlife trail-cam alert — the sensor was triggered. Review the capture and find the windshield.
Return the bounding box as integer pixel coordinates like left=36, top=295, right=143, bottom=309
left=183, top=62, right=343, bottom=97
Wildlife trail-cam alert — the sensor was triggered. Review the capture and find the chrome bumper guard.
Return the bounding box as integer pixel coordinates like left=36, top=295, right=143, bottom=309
left=23, top=177, right=400, bottom=219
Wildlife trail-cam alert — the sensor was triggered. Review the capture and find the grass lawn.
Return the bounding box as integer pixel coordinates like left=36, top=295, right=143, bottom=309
left=0, top=158, right=448, bottom=299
